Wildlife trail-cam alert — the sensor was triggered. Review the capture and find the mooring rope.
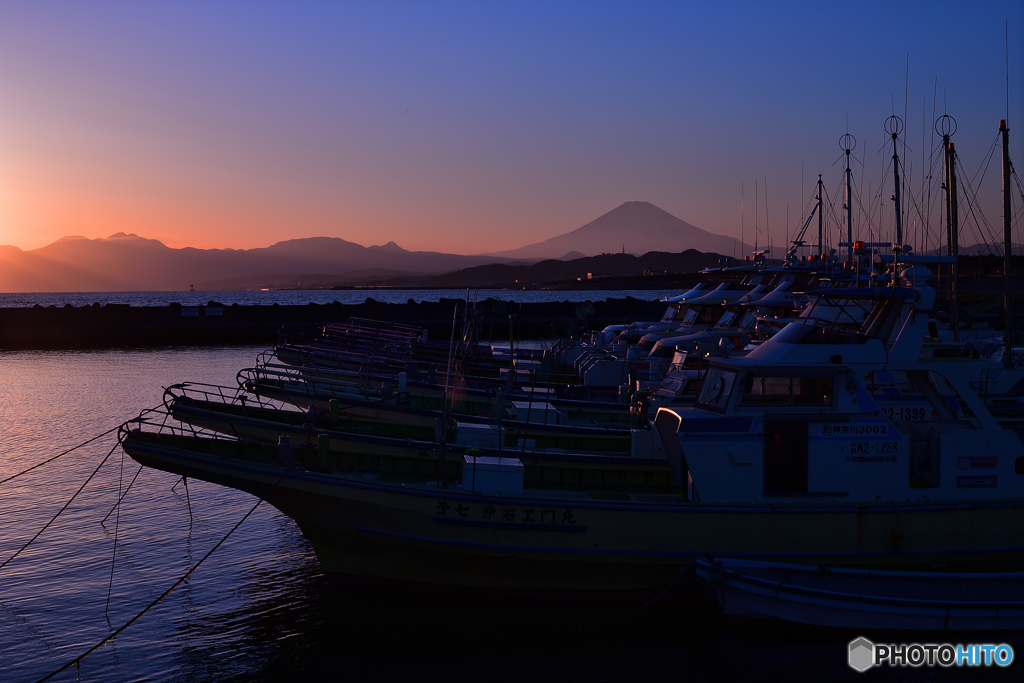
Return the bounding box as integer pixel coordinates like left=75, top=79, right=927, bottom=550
left=100, top=464, right=144, bottom=525
left=0, top=424, right=122, bottom=487
left=1, top=403, right=163, bottom=488
left=0, top=438, right=121, bottom=572
left=105, top=447, right=126, bottom=615
left=34, top=463, right=295, bottom=683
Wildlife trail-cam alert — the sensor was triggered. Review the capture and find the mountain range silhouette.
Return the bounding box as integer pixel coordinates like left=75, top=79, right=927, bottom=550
left=0, top=202, right=749, bottom=291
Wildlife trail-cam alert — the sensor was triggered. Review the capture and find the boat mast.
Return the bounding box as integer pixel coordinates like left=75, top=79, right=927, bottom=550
left=816, top=174, right=824, bottom=258
left=1001, top=118, right=1013, bottom=367
left=938, top=114, right=960, bottom=343
left=841, top=134, right=857, bottom=264
left=885, top=115, right=904, bottom=248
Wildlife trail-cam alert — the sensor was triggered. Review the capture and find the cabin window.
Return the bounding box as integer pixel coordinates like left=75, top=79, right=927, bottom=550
left=695, top=367, right=737, bottom=412
left=745, top=376, right=794, bottom=404
left=693, top=306, right=721, bottom=325
left=657, top=377, right=684, bottom=398
left=742, top=374, right=833, bottom=406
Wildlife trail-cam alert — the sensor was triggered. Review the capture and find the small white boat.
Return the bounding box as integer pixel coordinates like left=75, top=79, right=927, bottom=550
left=693, top=557, right=1024, bottom=631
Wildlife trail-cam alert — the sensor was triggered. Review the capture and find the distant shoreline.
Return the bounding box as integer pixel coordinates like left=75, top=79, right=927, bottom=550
left=0, top=296, right=667, bottom=350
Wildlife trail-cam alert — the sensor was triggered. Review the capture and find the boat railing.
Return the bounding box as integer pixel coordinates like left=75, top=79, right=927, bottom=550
left=274, top=343, right=408, bottom=376
left=343, top=317, right=424, bottom=337
left=254, top=348, right=279, bottom=369
left=247, top=360, right=385, bottom=387
left=237, top=366, right=431, bottom=413
left=122, top=407, right=279, bottom=466
left=164, top=381, right=296, bottom=422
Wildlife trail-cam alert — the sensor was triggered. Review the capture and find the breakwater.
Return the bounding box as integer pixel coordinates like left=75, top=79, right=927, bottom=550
left=0, top=297, right=666, bottom=349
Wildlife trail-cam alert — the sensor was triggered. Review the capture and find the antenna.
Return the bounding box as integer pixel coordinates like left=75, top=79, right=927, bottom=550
left=1000, top=117, right=1012, bottom=366
left=902, top=54, right=909, bottom=252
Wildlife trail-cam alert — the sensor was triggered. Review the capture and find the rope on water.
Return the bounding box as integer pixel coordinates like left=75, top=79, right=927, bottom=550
left=0, top=438, right=121, bottom=572
left=1, top=403, right=163, bottom=488
left=0, top=424, right=121, bottom=487
left=105, top=447, right=126, bottom=615
left=100, top=464, right=144, bottom=525
left=34, top=464, right=295, bottom=683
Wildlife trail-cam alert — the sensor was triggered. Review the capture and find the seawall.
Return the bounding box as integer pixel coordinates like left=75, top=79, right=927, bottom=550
left=0, top=297, right=666, bottom=349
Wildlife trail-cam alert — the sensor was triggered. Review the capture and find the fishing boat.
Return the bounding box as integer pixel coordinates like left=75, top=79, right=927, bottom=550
left=121, top=274, right=1024, bottom=596
left=693, top=558, right=1024, bottom=631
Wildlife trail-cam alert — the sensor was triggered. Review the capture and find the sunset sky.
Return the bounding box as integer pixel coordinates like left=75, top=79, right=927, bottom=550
left=0, top=1, right=1021, bottom=255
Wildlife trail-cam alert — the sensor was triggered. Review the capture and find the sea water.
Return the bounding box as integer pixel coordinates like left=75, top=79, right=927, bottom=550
left=2, top=346, right=1019, bottom=682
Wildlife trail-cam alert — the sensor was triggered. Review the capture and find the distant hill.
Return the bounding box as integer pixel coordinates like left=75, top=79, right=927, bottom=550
left=953, top=242, right=1024, bottom=257
left=0, top=233, right=512, bottom=292
left=491, top=201, right=751, bottom=259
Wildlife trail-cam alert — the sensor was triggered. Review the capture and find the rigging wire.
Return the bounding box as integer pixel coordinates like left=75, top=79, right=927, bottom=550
left=1008, top=162, right=1024, bottom=256
left=955, top=155, right=1000, bottom=256
left=970, top=133, right=1002, bottom=191
left=927, top=79, right=938, bottom=255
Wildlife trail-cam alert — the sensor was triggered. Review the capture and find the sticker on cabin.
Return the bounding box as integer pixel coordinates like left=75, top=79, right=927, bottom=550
left=956, top=475, right=997, bottom=489
left=957, top=456, right=998, bottom=470
left=820, top=424, right=888, bottom=437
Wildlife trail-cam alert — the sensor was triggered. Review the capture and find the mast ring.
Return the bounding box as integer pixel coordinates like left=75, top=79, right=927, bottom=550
left=839, top=133, right=857, bottom=153
left=935, top=114, right=957, bottom=137
left=884, top=115, right=904, bottom=136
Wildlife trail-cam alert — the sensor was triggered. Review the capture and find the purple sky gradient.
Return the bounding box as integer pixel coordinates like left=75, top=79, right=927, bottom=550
left=0, top=1, right=1020, bottom=255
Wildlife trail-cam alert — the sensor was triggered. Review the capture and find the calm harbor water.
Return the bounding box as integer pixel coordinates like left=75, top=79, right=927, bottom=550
left=0, top=289, right=680, bottom=309
left=2, top=346, right=1021, bottom=682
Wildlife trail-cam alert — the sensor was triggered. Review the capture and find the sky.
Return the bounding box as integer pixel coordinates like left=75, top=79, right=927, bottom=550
left=0, top=1, right=1021, bottom=255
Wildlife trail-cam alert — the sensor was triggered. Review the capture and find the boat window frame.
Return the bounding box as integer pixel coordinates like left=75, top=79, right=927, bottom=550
left=736, top=368, right=837, bottom=411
